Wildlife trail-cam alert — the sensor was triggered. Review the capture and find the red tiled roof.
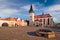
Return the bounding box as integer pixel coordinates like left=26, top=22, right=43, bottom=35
left=0, top=17, right=19, bottom=21
left=34, top=14, right=52, bottom=18
left=42, top=14, right=52, bottom=18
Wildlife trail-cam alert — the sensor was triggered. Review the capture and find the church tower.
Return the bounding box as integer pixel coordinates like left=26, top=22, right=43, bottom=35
left=29, top=5, right=34, bottom=26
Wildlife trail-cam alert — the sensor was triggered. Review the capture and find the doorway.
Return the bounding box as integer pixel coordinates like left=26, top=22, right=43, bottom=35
left=2, top=23, right=8, bottom=27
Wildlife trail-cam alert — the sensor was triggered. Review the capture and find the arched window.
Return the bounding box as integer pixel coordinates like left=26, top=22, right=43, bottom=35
left=48, top=18, right=49, bottom=25
left=44, top=19, right=45, bottom=24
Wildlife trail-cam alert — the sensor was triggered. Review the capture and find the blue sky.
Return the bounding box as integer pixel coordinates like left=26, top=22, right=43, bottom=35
left=0, top=0, right=60, bottom=23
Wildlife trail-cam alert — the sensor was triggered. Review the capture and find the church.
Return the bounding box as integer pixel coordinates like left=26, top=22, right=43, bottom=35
left=29, top=5, right=54, bottom=27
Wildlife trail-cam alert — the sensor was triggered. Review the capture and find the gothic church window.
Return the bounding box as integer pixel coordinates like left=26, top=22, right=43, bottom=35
left=48, top=18, right=49, bottom=25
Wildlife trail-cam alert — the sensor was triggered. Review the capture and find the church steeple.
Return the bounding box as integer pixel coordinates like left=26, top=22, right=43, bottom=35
left=29, top=5, right=34, bottom=13
left=42, top=11, right=44, bottom=15
left=29, top=5, right=34, bottom=26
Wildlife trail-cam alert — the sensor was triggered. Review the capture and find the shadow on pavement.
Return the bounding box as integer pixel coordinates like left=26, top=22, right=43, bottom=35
left=27, top=31, right=38, bottom=37
left=27, top=32, right=48, bottom=38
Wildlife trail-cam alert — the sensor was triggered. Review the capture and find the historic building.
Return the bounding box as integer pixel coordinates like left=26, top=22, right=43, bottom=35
left=29, top=5, right=34, bottom=26
left=0, top=17, right=27, bottom=27
left=29, top=5, right=54, bottom=27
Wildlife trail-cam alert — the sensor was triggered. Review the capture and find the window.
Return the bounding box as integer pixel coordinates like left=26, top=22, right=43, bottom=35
left=48, top=18, right=49, bottom=25
left=44, top=19, right=45, bottom=24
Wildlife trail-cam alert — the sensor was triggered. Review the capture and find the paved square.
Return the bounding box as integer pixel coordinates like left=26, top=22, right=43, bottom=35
left=0, top=27, right=60, bottom=40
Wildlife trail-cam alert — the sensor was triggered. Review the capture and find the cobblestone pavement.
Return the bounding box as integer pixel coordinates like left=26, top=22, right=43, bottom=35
left=0, top=26, right=60, bottom=40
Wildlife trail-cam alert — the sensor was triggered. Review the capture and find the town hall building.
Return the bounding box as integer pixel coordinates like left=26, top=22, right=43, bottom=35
left=29, top=5, right=54, bottom=27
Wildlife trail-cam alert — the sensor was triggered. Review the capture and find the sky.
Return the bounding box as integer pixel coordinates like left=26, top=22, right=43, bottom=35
left=0, top=0, right=60, bottom=23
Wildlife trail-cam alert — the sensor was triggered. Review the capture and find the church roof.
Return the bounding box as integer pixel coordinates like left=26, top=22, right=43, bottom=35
left=29, top=5, right=34, bottom=13
left=34, top=14, right=52, bottom=18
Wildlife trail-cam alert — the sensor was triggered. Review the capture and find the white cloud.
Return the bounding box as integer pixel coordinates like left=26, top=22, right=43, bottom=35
left=46, top=5, right=60, bottom=12
left=0, top=0, right=21, bottom=17
left=21, top=5, right=30, bottom=10
left=0, top=8, right=19, bottom=14
left=20, top=4, right=38, bottom=11
left=45, top=5, right=60, bottom=23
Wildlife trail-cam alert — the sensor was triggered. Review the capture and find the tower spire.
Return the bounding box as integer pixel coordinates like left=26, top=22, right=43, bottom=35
left=29, top=5, right=34, bottom=13
left=42, top=11, right=44, bottom=15
left=42, top=9, right=44, bottom=15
